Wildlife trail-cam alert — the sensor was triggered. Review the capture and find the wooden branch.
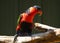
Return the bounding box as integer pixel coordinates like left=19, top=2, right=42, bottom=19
left=34, top=23, right=60, bottom=35
left=0, top=23, right=60, bottom=43
left=23, top=33, right=60, bottom=43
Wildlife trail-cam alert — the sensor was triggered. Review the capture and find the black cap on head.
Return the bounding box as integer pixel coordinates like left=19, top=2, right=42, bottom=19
left=33, top=5, right=41, bottom=10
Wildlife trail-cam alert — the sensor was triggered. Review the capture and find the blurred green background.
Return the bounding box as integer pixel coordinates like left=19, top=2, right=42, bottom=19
left=0, top=0, right=60, bottom=35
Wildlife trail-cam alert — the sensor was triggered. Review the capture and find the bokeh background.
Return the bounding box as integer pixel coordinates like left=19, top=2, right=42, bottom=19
left=0, top=0, right=60, bottom=35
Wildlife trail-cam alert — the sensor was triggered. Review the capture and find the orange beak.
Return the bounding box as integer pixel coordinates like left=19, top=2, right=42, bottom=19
left=38, top=10, right=43, bottom=16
